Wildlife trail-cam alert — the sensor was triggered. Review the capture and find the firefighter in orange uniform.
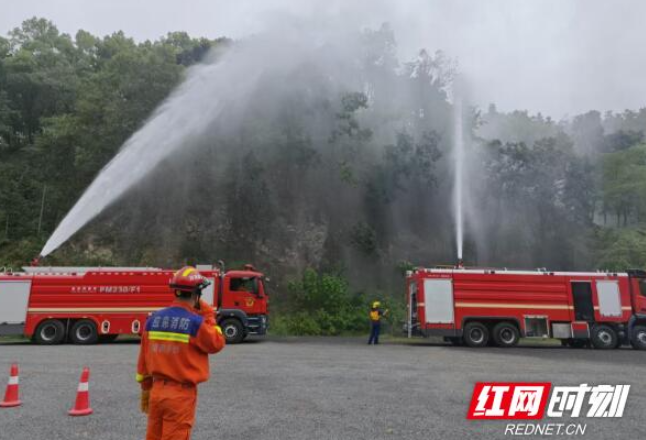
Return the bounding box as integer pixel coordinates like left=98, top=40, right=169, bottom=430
left=136, top=266, right=226, bottom=440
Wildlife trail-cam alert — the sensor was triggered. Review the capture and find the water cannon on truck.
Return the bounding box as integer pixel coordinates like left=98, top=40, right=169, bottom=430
left=0, top=262, right=269, bottom=345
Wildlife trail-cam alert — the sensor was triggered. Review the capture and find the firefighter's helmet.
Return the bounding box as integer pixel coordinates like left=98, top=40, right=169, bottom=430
left=170, top=266, right=211, bottom=297
left=372, top=301, right=381, bottom=309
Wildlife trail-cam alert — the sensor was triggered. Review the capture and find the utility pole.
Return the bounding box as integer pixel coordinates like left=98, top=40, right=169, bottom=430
left=37, top=184, right=47, bottom=236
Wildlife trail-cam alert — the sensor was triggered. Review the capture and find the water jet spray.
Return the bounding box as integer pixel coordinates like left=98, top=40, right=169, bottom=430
left=453, top=96, right=465, bottom=264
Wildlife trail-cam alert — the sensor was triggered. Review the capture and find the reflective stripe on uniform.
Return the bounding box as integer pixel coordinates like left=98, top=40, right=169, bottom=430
left=215, top=326, right=223, bottom=335
left=135, top=373, right=145, bottom=383
left=148, top=331, right=190, bottom=343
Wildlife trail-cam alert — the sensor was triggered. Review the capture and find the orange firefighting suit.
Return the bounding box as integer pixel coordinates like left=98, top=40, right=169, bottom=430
left=137, top=300, right=226, bottom=440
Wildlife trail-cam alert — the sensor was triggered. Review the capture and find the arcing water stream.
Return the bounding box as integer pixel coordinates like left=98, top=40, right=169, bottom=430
left=40, top=23, right=365, bottom=258
left=40, top=56, right=259, bottom=256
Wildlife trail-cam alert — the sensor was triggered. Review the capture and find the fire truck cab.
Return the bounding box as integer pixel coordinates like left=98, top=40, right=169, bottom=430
left=0, top=263, right=269, bottom=345
left=406, top=267, right=646, bottom=350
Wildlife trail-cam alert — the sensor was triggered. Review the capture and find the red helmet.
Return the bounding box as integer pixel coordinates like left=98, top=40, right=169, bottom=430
left=170, top=266, right=210, bottom=296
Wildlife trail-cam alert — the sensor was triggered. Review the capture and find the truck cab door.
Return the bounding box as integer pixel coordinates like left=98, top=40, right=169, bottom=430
left=632, top=278, right=646, bottom=315
left=226, top=276, right=262, bottom=313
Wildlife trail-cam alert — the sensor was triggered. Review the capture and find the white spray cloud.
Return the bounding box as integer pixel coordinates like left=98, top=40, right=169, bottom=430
left=3, top=0, right=645, bottom=117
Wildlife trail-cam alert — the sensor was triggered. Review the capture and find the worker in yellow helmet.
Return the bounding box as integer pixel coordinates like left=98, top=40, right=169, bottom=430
left=368, top=301, right=389, bottom=345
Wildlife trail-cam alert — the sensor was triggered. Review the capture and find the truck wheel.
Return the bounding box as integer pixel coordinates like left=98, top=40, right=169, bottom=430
left=221, top=319, right=244, bottom=344
left=463, top=322, right=489, bottom=348
left=630, top=325, right=646, bottom=350
left=70, top=320, right=99, bottom=345
left=493, top=322, right=520, bottom=347
left=591, top=325, right=617, bottom=350
left=34, top=320, right=66, bottom=345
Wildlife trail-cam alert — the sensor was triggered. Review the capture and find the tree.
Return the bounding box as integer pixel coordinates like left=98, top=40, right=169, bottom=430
left=602, top=144, right=646, bottom=226
left=570, top=110, right=604, bottom=156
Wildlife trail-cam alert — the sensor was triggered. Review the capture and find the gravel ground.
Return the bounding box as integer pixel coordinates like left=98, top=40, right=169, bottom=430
left=0, top=337, right=644, bottom=440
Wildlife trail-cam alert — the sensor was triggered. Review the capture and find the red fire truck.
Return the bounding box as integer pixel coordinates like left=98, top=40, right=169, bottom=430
left=405, top=267, right=646, bottom=350
left=0, top=263, right=268, bottom=345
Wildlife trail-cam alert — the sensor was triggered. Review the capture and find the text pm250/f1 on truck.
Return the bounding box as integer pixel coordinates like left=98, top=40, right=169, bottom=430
left=406, top=267, right=646, bottom=350
left=0, top=263, right=268, bottom=345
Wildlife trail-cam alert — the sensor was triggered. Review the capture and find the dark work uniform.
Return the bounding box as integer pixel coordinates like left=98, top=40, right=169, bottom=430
left=368, top=308, right=385, bottom=345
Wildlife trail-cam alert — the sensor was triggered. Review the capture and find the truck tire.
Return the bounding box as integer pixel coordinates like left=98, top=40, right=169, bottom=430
left=492, top=322, right=520, bottom=347
left=591, top=325, right=617, bottom=350
left=70, top=320, right=99, bottom=345
left=630, top=325, right=646, bottom=350
left=34, top=319, right=66, bottom=345
left=463, top=322, right=489, bottom=348
left=221, top=318, right=244, bottom=344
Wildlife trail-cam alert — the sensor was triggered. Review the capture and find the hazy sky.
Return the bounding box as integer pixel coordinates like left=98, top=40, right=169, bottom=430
left=2, top=0, right=644, bottom=118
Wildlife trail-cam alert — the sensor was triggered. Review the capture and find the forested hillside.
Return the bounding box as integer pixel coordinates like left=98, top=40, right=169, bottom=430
left=2, top=18, right=646, bottom=334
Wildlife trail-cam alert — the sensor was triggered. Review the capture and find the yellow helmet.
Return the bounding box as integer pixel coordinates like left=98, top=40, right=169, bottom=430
left=372, top=301, right=381, bottom=308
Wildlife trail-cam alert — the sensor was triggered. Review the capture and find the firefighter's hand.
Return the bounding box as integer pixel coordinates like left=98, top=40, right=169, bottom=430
left=140, top=389, right=150, bottom=414
left=197, top=300, right=215, bottom=320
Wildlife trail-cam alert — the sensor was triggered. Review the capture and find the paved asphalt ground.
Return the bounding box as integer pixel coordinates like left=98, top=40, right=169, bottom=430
left=0, top=337, right=644, bottom=440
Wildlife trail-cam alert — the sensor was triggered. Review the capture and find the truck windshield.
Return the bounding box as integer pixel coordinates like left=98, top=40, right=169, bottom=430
left=229, top=277, right=259, bottom=295
left=639, top=279, right=646, bottom=297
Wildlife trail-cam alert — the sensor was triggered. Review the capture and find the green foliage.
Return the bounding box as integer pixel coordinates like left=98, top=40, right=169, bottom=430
left=478, top=106, right=561, bottom=147
left=329, top=92, right=372, bottom=184
left=602, top=144, right=646, bottom=226
left=480, top=134, right=596, bottom=268
left=271, top=269, right=372, bottom=336
left=349, top=222, right=377, bottom=256
left=0, top=237, right=42, bottom=268
left=603, top=130, right=644, bottom=152
left=595, top=227, right=646, bottom=271
left=570, top=111, right=604, bottom=155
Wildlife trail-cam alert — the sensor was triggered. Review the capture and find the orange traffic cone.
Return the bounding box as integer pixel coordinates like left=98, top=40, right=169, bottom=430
left=0, top=363, right=21, bottom=408
left=68, top=367, right=93, bottom=416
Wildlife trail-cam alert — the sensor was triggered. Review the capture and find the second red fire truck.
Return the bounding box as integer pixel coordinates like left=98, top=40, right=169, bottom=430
left=0, top=263, right=268, bottom=345
left=406, top=266, right=646, bottom=350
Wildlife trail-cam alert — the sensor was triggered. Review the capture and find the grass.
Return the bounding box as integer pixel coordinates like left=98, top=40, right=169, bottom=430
left=0, top=335, right=29, bottom=343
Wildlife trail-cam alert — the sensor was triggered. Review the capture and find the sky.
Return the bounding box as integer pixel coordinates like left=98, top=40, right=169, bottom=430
left=1, top=0, right=644, bottom=118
